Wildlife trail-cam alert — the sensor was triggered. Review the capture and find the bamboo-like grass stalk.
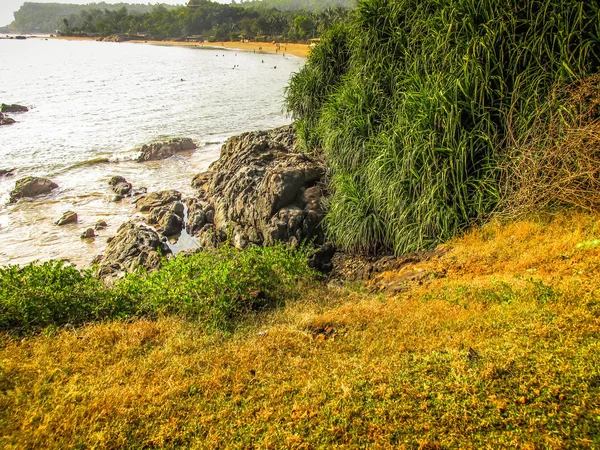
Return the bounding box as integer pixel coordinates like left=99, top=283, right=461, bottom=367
left=286, top=0, right=600, bottom=254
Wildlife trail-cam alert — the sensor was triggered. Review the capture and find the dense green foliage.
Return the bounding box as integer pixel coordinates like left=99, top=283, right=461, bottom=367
left=116, top=245, right=315, bottom=330
left=5, top=0, right=350, bottom=41
left=4, top=2, right=176, bottom=34
left=0, top=261, right=125, bottom=332
left=0, top=245, right=316, bottom=333
left=286, top=0, right=600, bottom=255
left=240, top=0, right=356, bottom=12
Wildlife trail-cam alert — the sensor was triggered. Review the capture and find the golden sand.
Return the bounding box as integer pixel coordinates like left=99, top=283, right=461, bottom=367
left=48, top=36, right=310, bottom=58
left=138, top=40, right=310, bottom=58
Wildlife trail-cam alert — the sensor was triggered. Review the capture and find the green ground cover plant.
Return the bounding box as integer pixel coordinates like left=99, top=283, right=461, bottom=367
left=286, top=0, right=600, bottom=254
left=0, top=245, right=316, bottom=334
left=2, top=211, right=600, bottom=448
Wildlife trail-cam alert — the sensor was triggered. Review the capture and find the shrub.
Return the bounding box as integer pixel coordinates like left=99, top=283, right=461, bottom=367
left=286, top=0, right=600, bottom=254
left=499, top=74, right=600, bottom=216
left=0, top=246, right=317, bottom=333
left=116, top=244, right=317, bottom=330
left=0, top=261, right=129, bottom=332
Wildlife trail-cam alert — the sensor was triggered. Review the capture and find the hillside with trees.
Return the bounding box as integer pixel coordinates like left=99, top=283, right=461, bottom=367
left=1, top=2, right=177, bottom=34
left=13, top=0, right=350, bottom=42
left=240, top=0, right=356, bottom=12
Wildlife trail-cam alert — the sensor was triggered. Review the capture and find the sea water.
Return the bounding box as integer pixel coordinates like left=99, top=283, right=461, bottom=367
left=0, top=38, right=303, bottom=266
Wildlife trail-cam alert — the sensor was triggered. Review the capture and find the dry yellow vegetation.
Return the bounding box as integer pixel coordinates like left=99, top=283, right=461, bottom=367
left=1, top=209, right=599, bottom=448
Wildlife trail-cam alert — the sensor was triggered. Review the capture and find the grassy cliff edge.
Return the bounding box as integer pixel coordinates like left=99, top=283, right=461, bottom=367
left=1, top=210, right=599, bottom=448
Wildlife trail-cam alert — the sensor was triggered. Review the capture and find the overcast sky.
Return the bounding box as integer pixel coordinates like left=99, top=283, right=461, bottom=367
left=0, top=0, right=231, bottom=27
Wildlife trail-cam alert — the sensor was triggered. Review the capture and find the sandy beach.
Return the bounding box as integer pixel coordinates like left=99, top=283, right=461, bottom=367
left=138, top=40, right=311, bottom=58
left=47, top=35, right=310, bottom=58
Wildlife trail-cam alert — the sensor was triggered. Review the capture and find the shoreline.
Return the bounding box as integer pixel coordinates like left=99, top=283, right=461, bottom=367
left=46, top=35, right=310, bottom=58
left=1, top=37, right=303, bottom=267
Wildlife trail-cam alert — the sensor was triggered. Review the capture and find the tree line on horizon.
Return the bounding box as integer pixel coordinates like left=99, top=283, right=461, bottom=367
left=2, top=0, right=352, bottom=41
left=237, top=0, right=355, bottom=12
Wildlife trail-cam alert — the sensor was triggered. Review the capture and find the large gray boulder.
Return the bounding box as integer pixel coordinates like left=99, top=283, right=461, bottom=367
left=94, top=221, right=171, bottom=277
left=190, top=126, right=326, bottom=248
left=9, top=177, right=58, bottom=203
left=137, top=138, right=197, bottom=162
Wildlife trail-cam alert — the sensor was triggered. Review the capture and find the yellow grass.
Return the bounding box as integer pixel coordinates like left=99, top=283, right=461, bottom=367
left=1, top=209, right=600, bottom=448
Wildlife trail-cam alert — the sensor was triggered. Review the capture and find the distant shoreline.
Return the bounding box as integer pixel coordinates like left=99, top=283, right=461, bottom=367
left=44, top=35, right=310, bottom=58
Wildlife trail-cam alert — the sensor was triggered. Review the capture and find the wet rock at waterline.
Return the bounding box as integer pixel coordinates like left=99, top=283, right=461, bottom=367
left=94, top=221, right=171, bottom=277
left=9, top=177, right=58, bottom=203
left=95, top=220, right=108, bottom=230
left=108, top=176, right=133, bottom=196
left=190, top=126, right=327, bottom=249
left=147, top=201, right=185, bottom=237
left=132, top=187, right=148, bottom=197
left=113, top=182, right=133, bottom=196
left=0, top=103, right=28, bottom=113
left=56, top=211, right=78, bottom=226
left=0, top=168, right=16, bottom=177
left=81, top=228, right=95, bottom=239
left=0, top=113, right=16, bottom=126
left=137, top=138, right=197, bottom=162
left=185, top=199, right=213, bottom=236
left=135, top=190, right=182, bottom=212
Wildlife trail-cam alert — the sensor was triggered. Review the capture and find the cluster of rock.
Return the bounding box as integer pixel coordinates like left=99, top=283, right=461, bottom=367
left=0, top=103, right=28, bottom=126
left=7, top=176, right=111, bottom=240
left=92, top=190, right=183, bottom=276
left=93, top=126, right=331, bottom=277
left=6, top=126, right=333, bottom=277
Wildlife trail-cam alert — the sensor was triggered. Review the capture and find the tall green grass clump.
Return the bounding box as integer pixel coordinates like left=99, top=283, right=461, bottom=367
left=0, top=245, right=316, bottom=334
left=286, top=0, right=600, bottom=254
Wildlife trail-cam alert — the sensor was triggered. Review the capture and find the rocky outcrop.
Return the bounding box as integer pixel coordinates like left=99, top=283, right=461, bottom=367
left=0, top=103, right=28, bottom=113
left=56, top=211, right=77, bottom=226
left=9, top=177, right=58, bottom=203
left=0, top=113, right=15, bottom=126
left=93, top=127, right=331, bottom=276
left=190, top=126, right=327, bottom=249
left=137, top=138, right=197, bottom=162
left=147, top=201, right=185, bottom=237
left=135, top=190, right=182, bottom=212
left=94, top=221, right=171, bottom=277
